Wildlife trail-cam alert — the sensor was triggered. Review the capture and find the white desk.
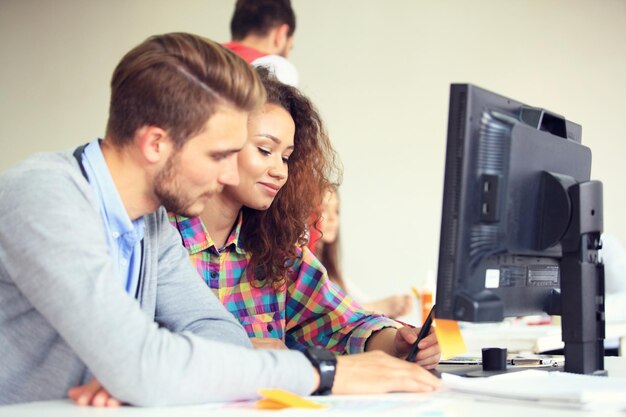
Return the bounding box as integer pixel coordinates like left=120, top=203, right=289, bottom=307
left=0, top=392, right=621, bottom=417
left=2, top=357, right=625, bottom=417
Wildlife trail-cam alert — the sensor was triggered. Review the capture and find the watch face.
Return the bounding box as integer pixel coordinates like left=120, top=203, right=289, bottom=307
left=319, top=361, right=335, bottom=374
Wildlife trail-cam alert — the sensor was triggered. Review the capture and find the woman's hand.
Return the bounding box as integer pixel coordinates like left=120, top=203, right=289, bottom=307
left=366, top=326, right=441, bottom=369
left=394, top=326, right=441, bottom=369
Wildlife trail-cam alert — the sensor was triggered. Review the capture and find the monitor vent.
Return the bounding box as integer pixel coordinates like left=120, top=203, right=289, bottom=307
left=478, top=111, right=511, bottom=174
left=449, top=90, right=467, bottom=228
left=469, top=224, right=499, bottom=265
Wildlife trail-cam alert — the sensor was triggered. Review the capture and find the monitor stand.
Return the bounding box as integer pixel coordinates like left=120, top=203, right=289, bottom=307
left=438, top=177, right=607, bottom=378
left=556, top=180, right=606, bottom=376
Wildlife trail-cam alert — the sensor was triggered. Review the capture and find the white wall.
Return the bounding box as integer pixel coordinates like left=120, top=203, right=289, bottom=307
left=1, top=0, right=625, bottom=298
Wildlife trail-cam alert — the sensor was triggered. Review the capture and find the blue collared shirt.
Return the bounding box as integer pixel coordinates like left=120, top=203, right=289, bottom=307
left=81, top=139, right=144, bottom=296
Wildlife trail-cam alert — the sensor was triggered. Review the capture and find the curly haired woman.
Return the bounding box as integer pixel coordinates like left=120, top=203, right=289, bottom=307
left=169, top=68, right=440, bottom=364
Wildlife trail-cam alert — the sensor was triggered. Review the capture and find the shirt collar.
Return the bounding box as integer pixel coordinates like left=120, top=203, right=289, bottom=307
left=82, top=139, right=144, bottom=242
left=173, top=211, right=245, bottom=255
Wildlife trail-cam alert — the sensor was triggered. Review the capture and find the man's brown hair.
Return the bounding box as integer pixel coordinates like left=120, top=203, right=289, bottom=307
left=106, top=32, right=265, bottom=147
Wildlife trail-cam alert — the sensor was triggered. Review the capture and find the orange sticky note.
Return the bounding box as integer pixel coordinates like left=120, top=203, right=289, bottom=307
left=256, top=398, right=290, bottom=410
left=433, top=318, right=467, bottom=360
left=256, top=389, right=328, bottom=410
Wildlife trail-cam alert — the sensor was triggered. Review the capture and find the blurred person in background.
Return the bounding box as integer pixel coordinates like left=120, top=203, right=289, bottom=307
left=312, top=186, right=414, bottom=319
left=224, top=0, right=299, bottom=86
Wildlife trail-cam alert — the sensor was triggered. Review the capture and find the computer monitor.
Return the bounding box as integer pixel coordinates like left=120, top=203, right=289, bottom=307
left=434, top=84, right=605, bottom=375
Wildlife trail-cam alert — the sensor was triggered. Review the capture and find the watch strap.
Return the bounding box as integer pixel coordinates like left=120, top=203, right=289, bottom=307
left=303, top=346, right=336, bottom=395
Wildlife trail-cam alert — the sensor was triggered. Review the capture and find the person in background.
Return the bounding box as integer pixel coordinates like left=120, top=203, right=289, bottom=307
left=224, top=0, right=299, bottom=86
left=312, top=186, right=414, bottom=319
left=170, top=69, right=440, bottom=364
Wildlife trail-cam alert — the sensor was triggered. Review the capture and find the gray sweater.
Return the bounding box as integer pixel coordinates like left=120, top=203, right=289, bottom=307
left=0, top=150, right=314, bottom=406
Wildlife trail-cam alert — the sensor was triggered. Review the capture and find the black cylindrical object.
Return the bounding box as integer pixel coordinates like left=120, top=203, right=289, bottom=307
left=482, top=347, right=507, bottom=371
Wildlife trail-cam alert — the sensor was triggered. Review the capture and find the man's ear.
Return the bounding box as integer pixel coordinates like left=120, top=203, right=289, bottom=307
left=272, top=23, right=290, bottom=51
left=135, top=126, right=173, bottom=165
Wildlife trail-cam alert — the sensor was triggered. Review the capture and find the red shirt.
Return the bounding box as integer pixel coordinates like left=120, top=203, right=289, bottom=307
left=223, top=41, right=268, bottom=63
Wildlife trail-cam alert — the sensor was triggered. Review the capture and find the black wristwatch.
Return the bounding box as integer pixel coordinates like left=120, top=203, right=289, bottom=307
left=303, top=346, right=337, bottom=395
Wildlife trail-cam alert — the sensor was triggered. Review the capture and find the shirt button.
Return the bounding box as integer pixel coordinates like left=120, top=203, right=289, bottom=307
left=111, top=231, right=120, bottom=239
left=120, top=259, right=128, bottom=266
left=210, top=271, right=219, bottom=279
left=267, top=324, right=274, bottom=332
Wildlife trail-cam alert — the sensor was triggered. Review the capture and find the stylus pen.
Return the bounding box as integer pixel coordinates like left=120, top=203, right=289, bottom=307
left=406, top=304, right=435, bottom=362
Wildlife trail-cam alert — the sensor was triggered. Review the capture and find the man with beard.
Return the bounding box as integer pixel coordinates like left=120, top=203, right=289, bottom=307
left=0, top=32, right=272, bottom=406
left=0, top=32, right=440, bottom=408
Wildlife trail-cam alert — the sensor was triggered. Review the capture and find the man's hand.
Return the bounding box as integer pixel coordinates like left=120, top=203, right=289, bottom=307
left=250, top=337, right=288, bottom=350
left=331, top=351, right=441, bottom=394
left=68, top=378, right=120, bottom=407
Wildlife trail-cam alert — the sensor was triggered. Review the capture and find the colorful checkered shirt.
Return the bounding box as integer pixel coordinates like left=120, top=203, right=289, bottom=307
left=169, top=213, right=401, bottom=354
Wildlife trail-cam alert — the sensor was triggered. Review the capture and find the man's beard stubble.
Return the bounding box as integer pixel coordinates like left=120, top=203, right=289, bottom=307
left=153, top=156, right=198, bottom=218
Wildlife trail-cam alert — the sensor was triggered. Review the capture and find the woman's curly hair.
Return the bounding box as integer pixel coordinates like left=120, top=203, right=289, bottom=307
left=240, top=67, right=342, bottom=289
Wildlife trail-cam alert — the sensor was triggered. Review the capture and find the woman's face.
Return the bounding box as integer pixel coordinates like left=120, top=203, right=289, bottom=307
left=320, top=190, right=339, bottom=244
left=223, top=103, right=295, bottom=210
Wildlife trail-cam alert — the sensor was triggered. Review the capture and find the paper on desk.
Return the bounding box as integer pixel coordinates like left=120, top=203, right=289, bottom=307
left=442, top=370, right=626, bottom=410
left=433, top=318, right=467, bottom=359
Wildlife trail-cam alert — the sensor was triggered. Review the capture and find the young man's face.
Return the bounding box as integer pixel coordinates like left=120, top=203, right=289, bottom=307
left=154, top=105, right=248, bottom=217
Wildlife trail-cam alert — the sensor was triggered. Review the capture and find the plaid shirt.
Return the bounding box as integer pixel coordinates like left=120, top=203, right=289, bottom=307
left=169, top=213, right=401, bottom=354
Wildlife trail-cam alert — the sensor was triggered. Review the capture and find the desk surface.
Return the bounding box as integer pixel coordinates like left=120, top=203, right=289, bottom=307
left=2, top=357, right=625, bottom=417
left=0, top=392, right=622, bottom=417
left=0, top=357, right=626, bottom=417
